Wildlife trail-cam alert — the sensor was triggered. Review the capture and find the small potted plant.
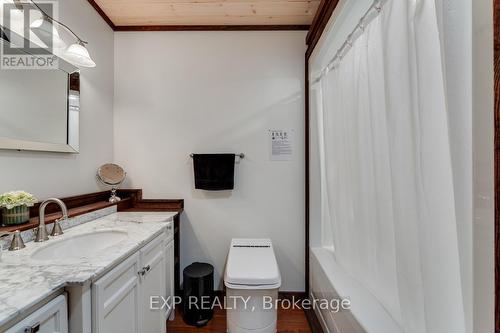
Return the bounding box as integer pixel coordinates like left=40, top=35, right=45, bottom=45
left=0, top=191, right=37, bottom=226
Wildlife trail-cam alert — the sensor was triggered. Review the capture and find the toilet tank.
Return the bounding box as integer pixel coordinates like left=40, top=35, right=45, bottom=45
left=224, top=238, right=281, bottom=289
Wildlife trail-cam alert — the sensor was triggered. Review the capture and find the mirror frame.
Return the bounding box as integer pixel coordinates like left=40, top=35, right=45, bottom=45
left=0, top=29, right=81, bottom=153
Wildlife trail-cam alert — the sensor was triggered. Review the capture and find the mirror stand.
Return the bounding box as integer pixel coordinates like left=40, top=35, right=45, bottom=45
left=109, top=188, right=121, bottom=203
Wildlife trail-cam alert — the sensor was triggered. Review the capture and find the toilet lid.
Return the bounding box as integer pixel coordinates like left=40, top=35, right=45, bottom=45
left=224, top=238, right=281, bottom=288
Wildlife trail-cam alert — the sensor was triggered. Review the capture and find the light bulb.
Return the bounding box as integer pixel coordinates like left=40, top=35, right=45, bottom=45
left=62, top=42, right=96, bottom=68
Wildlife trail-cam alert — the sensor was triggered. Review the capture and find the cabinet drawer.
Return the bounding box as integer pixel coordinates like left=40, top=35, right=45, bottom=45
left=5, top=294, right=68, bottom=333
left=141, top=233, right=165, bottom=268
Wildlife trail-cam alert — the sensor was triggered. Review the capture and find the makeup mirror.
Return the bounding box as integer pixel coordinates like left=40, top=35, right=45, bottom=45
left=97, top=163, right=126, bottom=203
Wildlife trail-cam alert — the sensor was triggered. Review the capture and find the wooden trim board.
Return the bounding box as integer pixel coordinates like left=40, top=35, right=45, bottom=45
left=304, top=56, right=311, bottom=298
left=86, top=0, right=116, bottom=30
left=114, top=25, right=310, bottom=31
left=305, top=0, right=340, bottom=59
left=0, top=199, right=130, bottom=233
left=0, top=189, right=183, bottom=233
left=303, top=1, right=340, bottom=332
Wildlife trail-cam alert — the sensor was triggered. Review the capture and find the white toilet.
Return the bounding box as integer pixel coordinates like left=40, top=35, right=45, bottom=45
left=224, top=238, right=281, bottom=333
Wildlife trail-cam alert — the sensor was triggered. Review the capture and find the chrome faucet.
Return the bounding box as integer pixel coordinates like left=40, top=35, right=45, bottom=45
left=35, top=198, right=68, bottom=242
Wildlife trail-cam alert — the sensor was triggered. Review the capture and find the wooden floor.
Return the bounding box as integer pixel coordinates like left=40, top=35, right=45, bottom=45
left=167, top=307, right=312, bottom=332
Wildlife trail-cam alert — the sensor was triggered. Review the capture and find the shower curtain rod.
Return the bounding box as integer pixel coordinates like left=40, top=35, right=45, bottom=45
left=311, top=0, right=386, bottom=85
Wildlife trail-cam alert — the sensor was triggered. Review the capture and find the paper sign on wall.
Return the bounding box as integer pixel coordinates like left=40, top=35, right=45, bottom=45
left=269, top=129, right=294, bottom=161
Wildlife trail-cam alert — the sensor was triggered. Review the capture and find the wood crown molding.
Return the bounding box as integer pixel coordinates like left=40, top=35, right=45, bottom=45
left=305, top=0, right=340, bottom=59
left=87, top=0, right=116, bottom=30
left=114, top=25, right=310, bottom=32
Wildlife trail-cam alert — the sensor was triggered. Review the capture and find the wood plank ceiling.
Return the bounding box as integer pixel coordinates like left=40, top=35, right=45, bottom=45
left=90, top=0, right=321, bottom=29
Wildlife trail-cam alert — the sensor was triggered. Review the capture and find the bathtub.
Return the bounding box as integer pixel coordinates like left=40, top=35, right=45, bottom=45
left=309, top=248, right=402, bottom=333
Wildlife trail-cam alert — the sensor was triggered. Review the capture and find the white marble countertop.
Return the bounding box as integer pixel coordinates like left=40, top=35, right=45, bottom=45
left=0, top=211, right=177, bottom=329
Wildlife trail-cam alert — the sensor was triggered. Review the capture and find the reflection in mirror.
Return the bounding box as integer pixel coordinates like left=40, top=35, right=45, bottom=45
left=0, top=70, right=67, bottom=143
left=68, top=73, right=80, bottom=151
left=0, top=36, right=80, bottom=153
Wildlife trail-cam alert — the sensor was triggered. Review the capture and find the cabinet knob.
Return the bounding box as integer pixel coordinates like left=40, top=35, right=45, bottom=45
left=138, top=265, right=151, bottom=276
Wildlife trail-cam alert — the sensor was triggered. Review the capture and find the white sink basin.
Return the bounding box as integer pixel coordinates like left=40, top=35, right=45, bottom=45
left=31, top=229, right=128, bottom=260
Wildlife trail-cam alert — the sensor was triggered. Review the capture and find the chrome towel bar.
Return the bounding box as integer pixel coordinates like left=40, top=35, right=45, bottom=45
left=190, top=153, right=245, bottom=159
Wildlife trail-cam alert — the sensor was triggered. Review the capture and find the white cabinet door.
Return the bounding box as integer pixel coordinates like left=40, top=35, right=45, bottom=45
left=5, top=294, right=68, bottom=333
left=93, top=252, right=141, bottom=333
left=91, top=231, right=174, bottom=333
left=165, top=239, right=175, bottom=320
left=140, top=234, right=167, bottom=333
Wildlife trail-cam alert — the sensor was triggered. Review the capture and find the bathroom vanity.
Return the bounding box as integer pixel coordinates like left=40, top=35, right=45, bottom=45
left=0, top=209, right=178, bottom=333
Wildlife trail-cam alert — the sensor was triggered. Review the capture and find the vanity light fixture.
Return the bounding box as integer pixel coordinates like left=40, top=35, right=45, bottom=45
left=63, top=40, right=96, bottom=68
left=30, top=15, right=66, bottom=49
left=29, top=0, right=96, bottom=68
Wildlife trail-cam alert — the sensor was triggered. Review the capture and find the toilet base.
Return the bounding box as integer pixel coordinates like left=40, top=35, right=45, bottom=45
left=227, top=319, right=277, bottom=333
left=225, top=287, right=278, bottom=333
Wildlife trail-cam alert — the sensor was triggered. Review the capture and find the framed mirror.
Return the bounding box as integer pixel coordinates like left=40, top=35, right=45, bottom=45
left=0, top=31, right=80, bottom=153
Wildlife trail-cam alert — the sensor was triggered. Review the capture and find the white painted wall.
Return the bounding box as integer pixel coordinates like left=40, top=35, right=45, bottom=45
left=113, top=31, right=306, bottom=291
left=0, top=0, right=114, bottom=199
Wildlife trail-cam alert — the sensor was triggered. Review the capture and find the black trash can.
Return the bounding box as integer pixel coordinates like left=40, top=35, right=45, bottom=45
left=182, top=262, right=214, bottom=327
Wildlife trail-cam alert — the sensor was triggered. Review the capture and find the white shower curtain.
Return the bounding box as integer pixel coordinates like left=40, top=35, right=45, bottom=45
left=314, top=0, right=466, bottom=332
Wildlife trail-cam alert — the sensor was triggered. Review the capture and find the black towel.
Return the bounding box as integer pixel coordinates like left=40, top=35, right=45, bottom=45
left=193, top=154, right=235, bottom=191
